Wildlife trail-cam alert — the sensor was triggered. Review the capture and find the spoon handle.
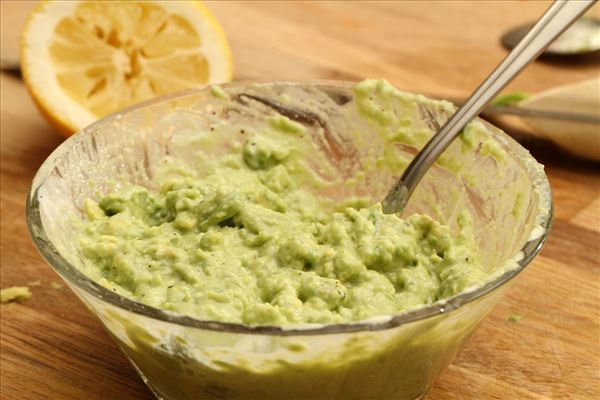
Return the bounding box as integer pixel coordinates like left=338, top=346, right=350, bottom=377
left=383, top=0, right=597, bottom=214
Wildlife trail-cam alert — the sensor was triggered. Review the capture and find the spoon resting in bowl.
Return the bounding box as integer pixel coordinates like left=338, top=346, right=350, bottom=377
left=382, top=0, right=597, bottom=214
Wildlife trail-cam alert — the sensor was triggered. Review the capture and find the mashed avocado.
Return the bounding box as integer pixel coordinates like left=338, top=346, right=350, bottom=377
left=1, top=286, right=32, bottom=303
left=79, top=81, right=488, bottom=327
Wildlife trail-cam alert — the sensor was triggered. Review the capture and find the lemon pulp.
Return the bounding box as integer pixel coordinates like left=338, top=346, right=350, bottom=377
left=50, top=1, right=209, bottom=117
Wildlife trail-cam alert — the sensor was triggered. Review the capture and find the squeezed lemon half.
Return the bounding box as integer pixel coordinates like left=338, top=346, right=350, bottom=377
left=21, top=1, right=233, bottom=136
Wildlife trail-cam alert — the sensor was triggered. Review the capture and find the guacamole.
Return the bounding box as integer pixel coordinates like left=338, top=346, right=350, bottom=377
left=1, top=286, right=32, bottom=303
left=79, top=81, right=488, bottom=326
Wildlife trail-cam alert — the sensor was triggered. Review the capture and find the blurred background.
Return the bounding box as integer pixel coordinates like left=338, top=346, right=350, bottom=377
left=1, top=1, right=599, bottom=399
left=2, top=1, right=599, bottom=160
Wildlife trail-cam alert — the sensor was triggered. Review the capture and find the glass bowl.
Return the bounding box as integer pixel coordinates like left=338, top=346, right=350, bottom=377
left=27, top=81, right=552, bottom=400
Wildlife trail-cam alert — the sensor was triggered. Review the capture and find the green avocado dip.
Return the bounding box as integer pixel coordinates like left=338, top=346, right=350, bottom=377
left=78, top=80, right=490, bottom=327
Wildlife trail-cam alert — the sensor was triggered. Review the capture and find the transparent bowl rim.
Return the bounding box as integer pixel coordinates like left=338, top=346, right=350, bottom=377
left=26, top=80, right=553, bottom=336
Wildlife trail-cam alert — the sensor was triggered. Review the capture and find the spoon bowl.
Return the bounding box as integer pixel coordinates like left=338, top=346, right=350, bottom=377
left=501, top=18, right=600, bottom=60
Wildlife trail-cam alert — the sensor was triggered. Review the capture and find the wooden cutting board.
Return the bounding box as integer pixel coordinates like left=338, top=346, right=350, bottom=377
left=1, top=1, right=599, bottom=399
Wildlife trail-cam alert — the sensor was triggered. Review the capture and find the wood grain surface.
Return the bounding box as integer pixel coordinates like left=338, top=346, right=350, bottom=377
left=1, top=1, right=599, bottom=399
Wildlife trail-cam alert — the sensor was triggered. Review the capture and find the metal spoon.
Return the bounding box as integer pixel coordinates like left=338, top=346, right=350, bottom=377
left=382, top=0, right=597, bottom=214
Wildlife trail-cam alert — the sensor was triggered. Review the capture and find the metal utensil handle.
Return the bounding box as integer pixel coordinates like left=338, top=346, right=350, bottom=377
left=383, top=0, right=596, bottom=213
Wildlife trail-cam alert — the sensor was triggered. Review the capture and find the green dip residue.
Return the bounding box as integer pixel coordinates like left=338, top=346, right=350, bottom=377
left=1, top=286, right=32, bottom=303
left=491, top=91, right=531, bottom=107
left=210, top=85, right=230, bottom=100
left=79, top=81, right=493, bottom=327
left=508, top=314, right=523, bottom=322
